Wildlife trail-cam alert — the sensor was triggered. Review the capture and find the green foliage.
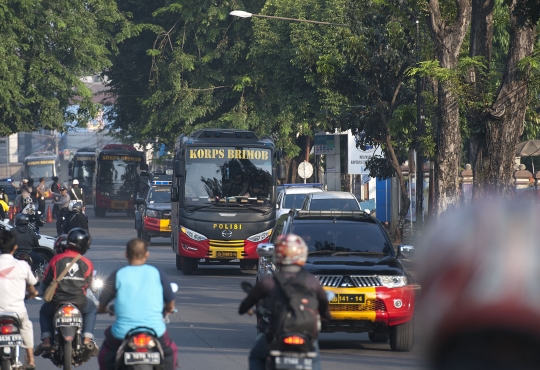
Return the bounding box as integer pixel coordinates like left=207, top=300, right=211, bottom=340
left=0, top=0, right=124, bottom=136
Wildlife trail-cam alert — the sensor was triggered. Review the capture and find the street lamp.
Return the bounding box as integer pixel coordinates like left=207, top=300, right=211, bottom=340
left=230, top=10, right=349, bottom=27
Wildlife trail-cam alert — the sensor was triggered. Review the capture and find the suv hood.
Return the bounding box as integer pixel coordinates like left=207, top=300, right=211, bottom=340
left=146, top=203, right=171, bottom=211
left=304, top=255, right=405, bottom=276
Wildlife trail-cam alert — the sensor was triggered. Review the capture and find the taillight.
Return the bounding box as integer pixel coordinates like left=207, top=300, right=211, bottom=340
left=1, top=325, right=14, bottom=334
left=283, top=336, right=305, bottom=345
left=131, top=334, right=155, bottom=348
left=61, top=305, right=78, bottom=316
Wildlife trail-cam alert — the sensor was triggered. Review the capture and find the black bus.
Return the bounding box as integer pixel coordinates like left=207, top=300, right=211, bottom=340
left=68, top=147, right=96, bottom=204
left=93, top=144, right=147, bottom=217
left=171, top=129, right=281, bottom=275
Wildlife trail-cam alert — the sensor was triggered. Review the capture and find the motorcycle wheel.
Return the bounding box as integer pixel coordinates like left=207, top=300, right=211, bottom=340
left=1, top=358, right=11, bottom=370
left=63, top=342, right=72, bottom=370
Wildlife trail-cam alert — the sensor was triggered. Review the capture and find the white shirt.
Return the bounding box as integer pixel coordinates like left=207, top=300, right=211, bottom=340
left=0, top=254, right=37, bottom=312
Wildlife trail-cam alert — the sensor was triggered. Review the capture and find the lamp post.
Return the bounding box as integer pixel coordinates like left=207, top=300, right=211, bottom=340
left=230, top=10, right=349, bottom=27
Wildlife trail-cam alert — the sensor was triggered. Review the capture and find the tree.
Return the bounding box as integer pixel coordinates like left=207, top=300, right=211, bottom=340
left=0, top=0, right=123, bottom=136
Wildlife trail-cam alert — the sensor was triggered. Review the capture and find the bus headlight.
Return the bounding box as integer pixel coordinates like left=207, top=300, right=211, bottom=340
left=180, top=226, right=207, bottom=241
left=247, top=229, right=272, bottom=242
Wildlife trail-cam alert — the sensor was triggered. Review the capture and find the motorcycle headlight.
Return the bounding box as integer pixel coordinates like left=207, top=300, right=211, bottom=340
left=378, top=275, right=408, bottom=288
left=247, top=229, right=273, bottom=242
left=146, top=209, right=161, bottom=218
left=180, top=226, right=207, bottom=241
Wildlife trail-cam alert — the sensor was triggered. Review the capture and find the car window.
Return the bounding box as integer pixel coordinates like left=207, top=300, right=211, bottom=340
left=308, top=199, right=360, bottom=211
left=290, top=222, right=390, bottom=253
left=270, top=215, right=288, bottom=244
left=283, top=193, right=309, bottom=209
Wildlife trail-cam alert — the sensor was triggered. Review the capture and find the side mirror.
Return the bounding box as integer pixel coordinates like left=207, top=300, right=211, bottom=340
left=241, top=281, right=253, bottom=294
left=140, top=163, right=149, bottom=171
left=256, top=243, right=275, bottom=258
left=135, top=198, right=145, bottom=205
left=278, top=163, right=287, bottom=181
left=171, top=185, right=179, bottom=202
left=364, top=209, right=371, bottom=215
left=174, top=160, right=182, bottom=178
left=398, top=244, right=415, bottom=259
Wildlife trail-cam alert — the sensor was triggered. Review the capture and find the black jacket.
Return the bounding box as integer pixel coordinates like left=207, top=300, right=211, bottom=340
left=63, top=212, right=89, bottom=233
left=11, top=225, right=39, bottom=251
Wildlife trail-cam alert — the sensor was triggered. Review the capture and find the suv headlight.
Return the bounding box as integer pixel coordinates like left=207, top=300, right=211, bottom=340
left=378, top=276, right=407, bottom=288
left=146, top=209, right=161, bottom=218
left=180, top=226, right=207, bottom=241
left=247, top=229, right=273, bottom=242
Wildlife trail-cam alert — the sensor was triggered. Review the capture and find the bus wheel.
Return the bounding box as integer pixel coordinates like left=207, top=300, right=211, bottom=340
left=182, top=258, right=198, bottom=275
left=95, top=207, right=106, bottom=217
left=175, top=254, right=183, bottom=270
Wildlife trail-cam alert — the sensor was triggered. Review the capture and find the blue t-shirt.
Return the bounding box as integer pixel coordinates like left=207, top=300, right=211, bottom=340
left=100, top=264, right=174, bottom=339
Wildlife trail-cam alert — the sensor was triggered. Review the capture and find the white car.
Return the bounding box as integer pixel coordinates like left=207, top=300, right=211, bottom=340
left=276, top=184, right=324, bottom=219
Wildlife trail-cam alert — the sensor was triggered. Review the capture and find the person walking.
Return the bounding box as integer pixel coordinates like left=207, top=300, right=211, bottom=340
left=51, top=187, right=70, bottom=236
left=35, top=177, right=46, bottom=219
left=50, top=177, right=60, bottom=219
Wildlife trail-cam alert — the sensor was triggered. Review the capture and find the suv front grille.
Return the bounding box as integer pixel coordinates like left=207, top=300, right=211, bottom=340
left=316, top=275, right=382, bottom=288
left=329, top=299, right=386, bottom=312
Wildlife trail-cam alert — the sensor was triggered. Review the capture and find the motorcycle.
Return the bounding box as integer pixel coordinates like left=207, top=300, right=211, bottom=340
left=106, top=283, right=178, bottom=370
left=37, top=274, right=104, bottom=369
left=14, top=246, right=56, bottom=284
left=241, top=281, right=335, bottom=370
left=0, top=312, right=24, bottom=370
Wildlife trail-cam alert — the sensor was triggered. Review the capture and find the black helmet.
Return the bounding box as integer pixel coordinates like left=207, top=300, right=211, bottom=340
left=54, top=234, right=68, bottom=254
left=15, top=213, right=29, bottom=226
left=67, top=228, right=92, bottom=255
left=72, top=202, right=83, bottom=213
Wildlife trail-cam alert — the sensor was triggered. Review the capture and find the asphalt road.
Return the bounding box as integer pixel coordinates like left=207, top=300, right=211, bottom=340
left=26, top=208, right=428, bottom=369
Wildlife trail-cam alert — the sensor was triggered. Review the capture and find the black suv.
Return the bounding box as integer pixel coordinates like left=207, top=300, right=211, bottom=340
left=255, top=210, right=416, bottom=352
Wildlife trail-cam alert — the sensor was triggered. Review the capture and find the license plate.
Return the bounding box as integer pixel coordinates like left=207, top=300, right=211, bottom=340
left=55, top=317, right=83, bottom=326
left=331, top=294, right=365, bottom=304
left=216, top=251, right=236, bottom=258
left=0, top=334, right=23, bottom=346
left=124, top=351, right=160, bottom=365
left=112, top=201, right=127, bottom=209
left=275, top=356, right=313, bottom=370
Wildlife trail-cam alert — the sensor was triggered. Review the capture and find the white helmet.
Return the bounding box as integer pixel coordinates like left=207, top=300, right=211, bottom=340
left=72, top=179, right=79, bottom=185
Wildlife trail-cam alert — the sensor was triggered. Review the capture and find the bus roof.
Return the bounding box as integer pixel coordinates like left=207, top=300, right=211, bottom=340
left=102, top=144, right=138, bottom=151
left=24, top=151, right=57, bottom=161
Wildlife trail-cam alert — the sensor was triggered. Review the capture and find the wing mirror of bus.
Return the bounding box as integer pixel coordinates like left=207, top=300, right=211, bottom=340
left=278, top=163, right=287, bottom=181
left=135, top=198, right=146, bottom=205
left=174, top=160, right=182, bottom=177
left=256, top=243, right=275, bottom=258
left=171, top=186, right=179, bottom=202
left=141, top=163, right=149, bottom=171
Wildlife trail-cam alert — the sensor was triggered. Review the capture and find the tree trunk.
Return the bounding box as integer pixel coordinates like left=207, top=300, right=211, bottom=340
left=477, top=2, right=536, bottom=193
left=426, top=0, right=472, bottom=216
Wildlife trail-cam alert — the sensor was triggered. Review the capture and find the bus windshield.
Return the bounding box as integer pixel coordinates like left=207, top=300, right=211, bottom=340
left=27, top=164, right=55, bottom=178
left=184, top=147, right=272, bottom=205
left=73, top=157, right=95, bottom=183
left=98, top=157, right=141, bottom=186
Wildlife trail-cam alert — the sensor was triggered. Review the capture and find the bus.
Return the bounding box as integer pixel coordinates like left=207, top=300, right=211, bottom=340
left=170, top=129, right=283, bottom=275
left=68, top=147, right=96, bottom=204
left=93, top=144, right=147, bottom=217
left=23, top=152, right=60, bottom=191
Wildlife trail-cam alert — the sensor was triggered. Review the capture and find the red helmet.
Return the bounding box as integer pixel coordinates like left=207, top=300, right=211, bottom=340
left=273, top=234, right=308, bottom=266
left=420, top=200, right=540, bottom=368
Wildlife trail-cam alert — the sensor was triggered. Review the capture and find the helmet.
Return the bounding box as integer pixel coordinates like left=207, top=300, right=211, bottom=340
left=54, top=234, right=68, bottom=254
left=66, top=228, right=92, bottom=255
left=420, top=200, right=540, bottom=368
left=72, top=179, right=79, bottom=185
left=273, top=234, right=308, bottom=266
left=23, top=196, right=33, bottom=206
left=72, top=202, right=83, bottom=213
left=22, top=204, right=36, bottom=215
left=15, top=213, right=29, bottom=226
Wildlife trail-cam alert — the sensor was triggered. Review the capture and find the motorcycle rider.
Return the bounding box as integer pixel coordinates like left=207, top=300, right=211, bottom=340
left=22, top=197, right=44, bottom=234
left=51, top=186, right=70, bottom=236
left=97, top=238, right=178, bottom=370
left=239, top=234, right=331, bottom=370
left=69, top=179, right=85, bottom=211
left=36, top=228, right=97, bottom=353
left=0, top=230, right=39, bottom=370
left=11, top=213, right=42, bottom=272
left=63, top=201, right=88, bottom=233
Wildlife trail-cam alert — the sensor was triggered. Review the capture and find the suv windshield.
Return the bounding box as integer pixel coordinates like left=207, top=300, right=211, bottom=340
left=148, top=187, right=171, bottom=203
left=283, top=194, right=309, bottom=209
left=307, top=199, right=360, bottom=211
left=291, top=222, right=390, bottom=254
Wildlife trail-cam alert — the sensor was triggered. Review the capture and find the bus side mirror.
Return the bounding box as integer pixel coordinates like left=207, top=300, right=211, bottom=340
left=278, top=163, right=287, bottom=181
left=174, top=160, right=182, bottom=178
left=171, top=185, right=179, bottom=202
left=140, top=163, right=149, bottom=171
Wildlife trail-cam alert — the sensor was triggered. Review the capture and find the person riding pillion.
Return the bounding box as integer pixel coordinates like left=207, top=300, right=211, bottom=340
left=10, top=213, right=43, bottom=272
left=36, top=228, right=97, bottom=353
left=22, top=197, right=44, bottom=234
left=239, top=234, right=331, bottom=370
left=0, top=230, right=39, bottom=369
left=97, top=238, right=178, bottom=370
left=63, top=201, right=88, bottom=234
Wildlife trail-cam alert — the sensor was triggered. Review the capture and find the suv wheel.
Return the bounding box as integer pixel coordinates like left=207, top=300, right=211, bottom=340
left=389, top=320, right=414, bottom=352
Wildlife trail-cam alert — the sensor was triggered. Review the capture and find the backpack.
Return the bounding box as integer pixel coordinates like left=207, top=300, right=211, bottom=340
left=270, top=270, right=320, bottom=344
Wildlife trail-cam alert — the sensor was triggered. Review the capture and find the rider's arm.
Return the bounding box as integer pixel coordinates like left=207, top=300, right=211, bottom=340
left=158, top=267, right=175, bottom=313
left=238, top=277, right=273, bottom=314
left=41, top=256, right=56, bottom=289
left=97, top=271, right=117, bottom=313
